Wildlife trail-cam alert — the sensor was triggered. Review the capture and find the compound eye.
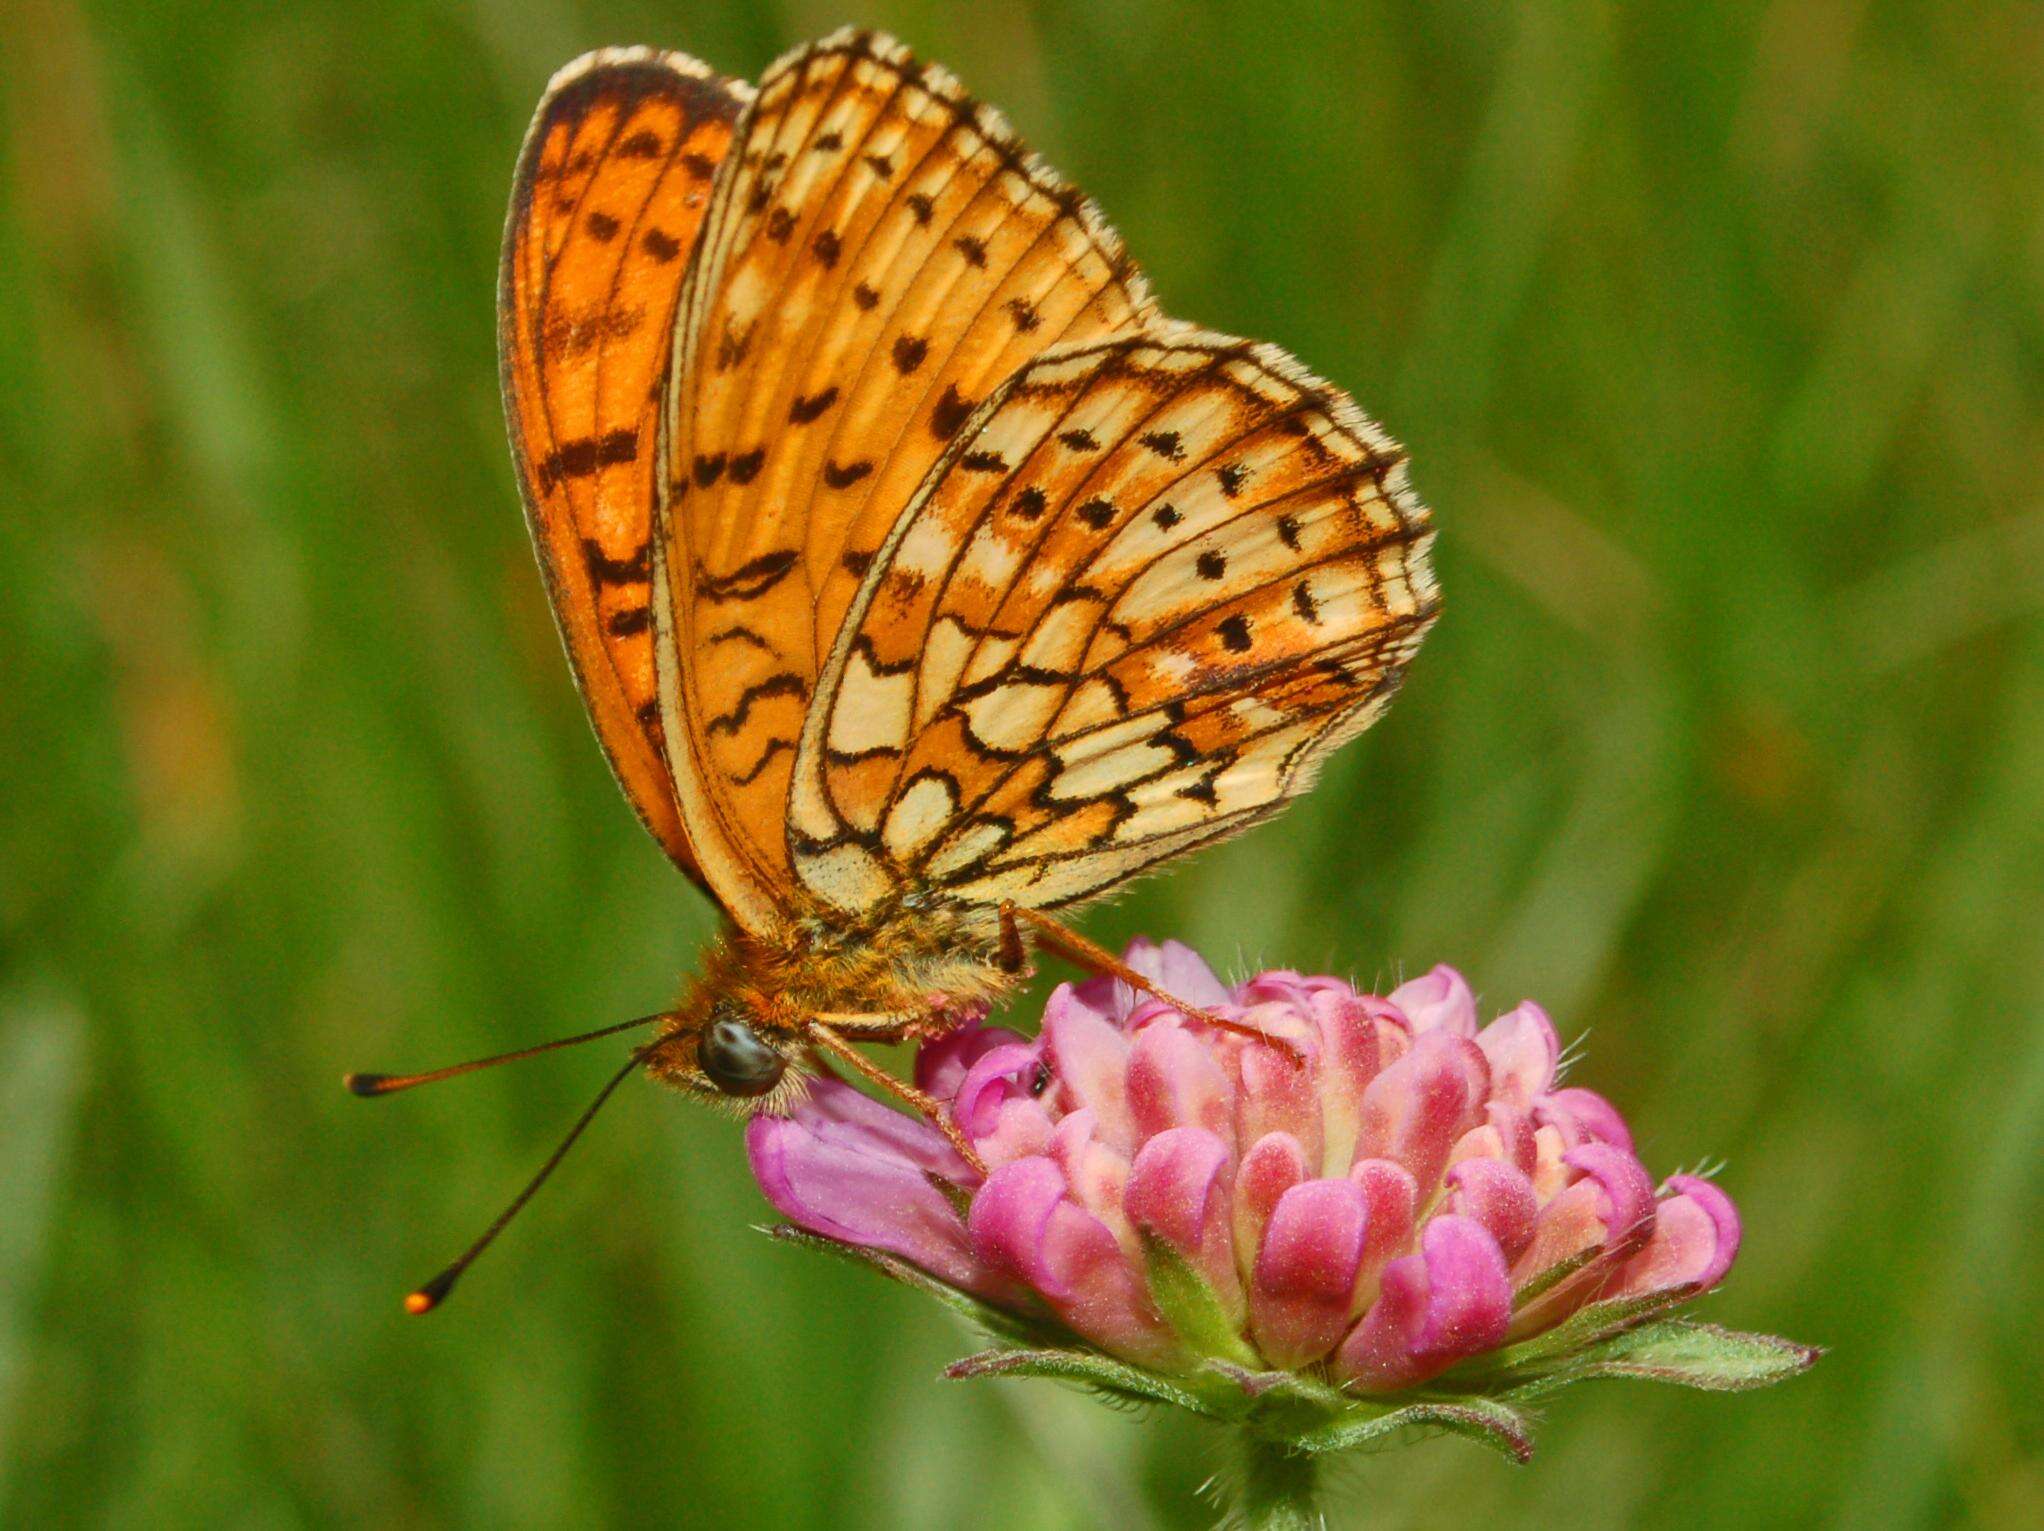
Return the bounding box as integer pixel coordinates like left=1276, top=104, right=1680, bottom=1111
left=698, top=1018, right=786, bottom=1098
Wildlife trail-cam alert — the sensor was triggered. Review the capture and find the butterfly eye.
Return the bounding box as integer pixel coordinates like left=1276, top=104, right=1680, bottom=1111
left=698, top=1018, right=786, bottom=1097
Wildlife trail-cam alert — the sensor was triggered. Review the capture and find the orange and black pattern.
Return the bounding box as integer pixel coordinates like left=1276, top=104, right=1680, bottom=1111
left=787, top=327, right=1436, bottom=919
left=503, top=28, right=1437, bottom=940
left=501, top=48, right=749, bottom=882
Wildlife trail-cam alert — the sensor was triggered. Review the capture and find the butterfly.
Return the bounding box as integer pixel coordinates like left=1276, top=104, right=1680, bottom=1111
left=357, top=28, right=1437, bottom=1310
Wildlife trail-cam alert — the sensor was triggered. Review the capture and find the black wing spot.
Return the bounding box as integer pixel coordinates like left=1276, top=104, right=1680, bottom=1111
left=1196, top=550, right=1227, bottom=581
left=812, top=130, right=844, bottom=152
left=853, top=282, right=882, bottom=310
left=1217, top=614, right=1253, bottom=653
left=864, top=152, right=895, bottom=178
left=1176, top=777, right=1219, bottom=805
left=731, top=737, right=795, bottom=785
left=698, top=551, right=800, bottom=603
left=728, top=447, right=767, bottom=486
left=764, top=207, right=795, bottom=242
left=1139, top=429, right=1184, bottom=461
left=717, top=327, right=751, bottom=370
left=790, top=386, right=840, bottom=424
left=1010, top=486, right=1049, bottom=521
left=893, top=335, right=929, bottom=374
left=681, top=152, right=717, bottom=180
left=1005, top=298, right=1041, bottom=331
left=812, top=229, right=842, bottom=267
left=540, top=428, right=639, bottom=488
left=635, top=699, right=661, bottom=726
left=581, top=538, right=650, bottom=585
left=642, top=228, right=683, bottom=263
left=1058, top=428, right=1100, bottom=452
left=617, top=130, right=663, bottom=159
left=1276, top=513, right=1302, bottom=550
left=1218, top=462, right=1250, bottom=497
left=1293, top=580, right=1320, bottom=623
left=606, top=606, right=652, bottom=636
left=693, top=453, right=727, bottom=488
left=905, top=192, right=936, bottom=224
left=960, top=450, right=1009, bottom=474
left=841, top=549, right=874, bottom=577
left=585, top=210, right=621, bottom=242
left=1152, top=504, right=1182, bottom=531
left=1076, top=498, right=1116, bottom=530
left=824, top=459, right=874, bottom=489
left=707, top=674, right=807, bottom=736
left=931, top=384, right=975, bottom=439
left=953, top=234, right=989, bottom=268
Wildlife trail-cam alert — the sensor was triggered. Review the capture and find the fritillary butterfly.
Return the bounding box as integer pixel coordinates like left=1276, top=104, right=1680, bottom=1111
left=368, top=29, right=1438, bottom=1309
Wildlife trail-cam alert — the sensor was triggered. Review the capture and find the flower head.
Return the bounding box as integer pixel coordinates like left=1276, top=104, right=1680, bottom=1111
left=749, top=940, right=1812, bottom=1462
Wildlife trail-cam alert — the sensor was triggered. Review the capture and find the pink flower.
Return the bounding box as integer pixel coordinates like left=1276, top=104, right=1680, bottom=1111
left=749, top=941, right=1810, bottom=1457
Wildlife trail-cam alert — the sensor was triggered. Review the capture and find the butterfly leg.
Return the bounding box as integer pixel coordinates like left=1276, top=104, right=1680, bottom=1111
left=805, top=1022, right=989, bottom=1177
left=997, top=903, right=1305, bottom=1063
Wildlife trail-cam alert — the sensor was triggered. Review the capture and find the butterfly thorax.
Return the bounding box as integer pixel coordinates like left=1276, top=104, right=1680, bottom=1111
left=644, top=905, right=1013, bottom=1107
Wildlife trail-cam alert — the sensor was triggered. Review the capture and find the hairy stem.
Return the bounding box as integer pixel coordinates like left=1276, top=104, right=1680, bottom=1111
left=1225, top=1432, right=1322, bottom=1530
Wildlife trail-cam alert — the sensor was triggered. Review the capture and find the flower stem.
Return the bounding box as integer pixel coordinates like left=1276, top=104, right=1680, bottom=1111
left=1227, top=1432, right=1322, bottom=1530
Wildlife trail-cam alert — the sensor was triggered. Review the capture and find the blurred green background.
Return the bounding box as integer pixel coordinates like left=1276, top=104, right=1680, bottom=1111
left=3, top=0, right=2039, bottom=1525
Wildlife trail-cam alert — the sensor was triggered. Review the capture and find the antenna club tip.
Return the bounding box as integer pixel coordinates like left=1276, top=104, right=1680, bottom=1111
left=344, top=1073, right=389, bottom=1097
left=403, top=1290, right=438, bottom=1315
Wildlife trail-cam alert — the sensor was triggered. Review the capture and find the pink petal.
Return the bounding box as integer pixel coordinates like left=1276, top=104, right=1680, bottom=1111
left=1126, top=1126, right=1242, bottom=1314
left=1355, top=1031, right=1490, bottom=1193
left=1445, top=1157, right=1540, bottom=1263
left=745, top=1106, right=993, bottom=1297
left=1232, top=1132, right=1308, bottom=1286
left=1306, top=990, right=1382, bottom=1176
left=1510, top=1141, right=1659, bottom=1317
left=1476, top=1001, right=1558, bottom=1101
left=1041, top=988, right=1136, bottom=1153
left=1233, top=1013, right=1323, bottom=1169
left=1337, top=1215, right=1511, bottom=1390
left=1126, top=1017, right=1236, bottom=1141
left=915, top=1024, right=1031, bottom=1102
left=952, top=1043, right=1044, bottom=1139
left=1612, top=1176, right=1742, bottom=1297
left=1122, top=937, right=1234, bottom=1010
left=1537, top=1087, right=1635, bottom=1154
left=1388, top=965, right=1478, bottom=1037
left=1349, top=1157, right=1419, bottom=1310
left=969, top=1156, right=1174, bottom=1365
left=1249, top=1177, right=1369, bottom=1367
left=1051, top=1109, right=1134, bottom=1247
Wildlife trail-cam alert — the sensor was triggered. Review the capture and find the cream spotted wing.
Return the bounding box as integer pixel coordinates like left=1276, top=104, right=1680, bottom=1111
left=788, top=326, right=1439, bottom=920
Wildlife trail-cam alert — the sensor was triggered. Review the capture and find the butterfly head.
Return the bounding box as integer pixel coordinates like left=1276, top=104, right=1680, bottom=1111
left=692, top=1005, right=790, bottom=1098
left=646, top=992, right=813, bottom=1114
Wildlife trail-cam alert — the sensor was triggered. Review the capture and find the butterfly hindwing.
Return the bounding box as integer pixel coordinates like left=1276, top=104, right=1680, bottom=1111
left=654, top=28, right=1155, bottom=926
left=788, top=325, right=1439, bottom=918
left=502, top=49, right=749, bottom=882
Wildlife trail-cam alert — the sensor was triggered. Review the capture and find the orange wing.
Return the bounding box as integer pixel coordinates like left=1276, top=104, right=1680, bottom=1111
left=787, top=326, right=1438, bottom=918
left=501, top=48, right=750, bottom=882
left=653, top=28, right=1155, bottom=931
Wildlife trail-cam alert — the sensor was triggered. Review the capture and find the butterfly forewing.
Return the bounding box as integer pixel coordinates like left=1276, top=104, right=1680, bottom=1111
left=502, top=49, right=750, bottom=881
left=789, top=326, right=1438, bottom=918
left=656, top=29, right=1156, bottom=924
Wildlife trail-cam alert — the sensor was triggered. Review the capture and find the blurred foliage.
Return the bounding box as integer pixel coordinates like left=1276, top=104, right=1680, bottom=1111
left=1, top=0, right=2039, bottom=1526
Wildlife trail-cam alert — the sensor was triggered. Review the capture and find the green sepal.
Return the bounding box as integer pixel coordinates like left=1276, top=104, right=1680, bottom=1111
left=762, top=1225, right=1053, bottom=1348
left=945, top=1345, right=1223, bottom=1415
left=1498, top=1319, right=1821, bottom=1400
left=1289, top=1395, right=1535, bottom=1464
left=1140, top=1233, right=1262, bottom=1369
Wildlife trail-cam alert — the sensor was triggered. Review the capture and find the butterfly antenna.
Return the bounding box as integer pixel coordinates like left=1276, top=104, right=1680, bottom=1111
left=343, top=1013, right=667, bottom=1097
left=402, top=1038, right=662, bottom=1314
